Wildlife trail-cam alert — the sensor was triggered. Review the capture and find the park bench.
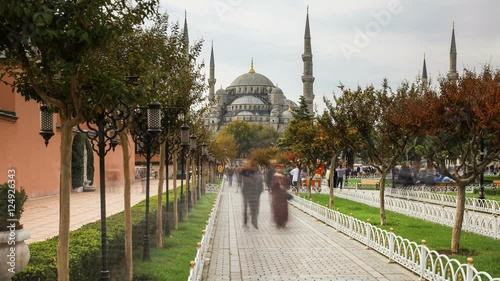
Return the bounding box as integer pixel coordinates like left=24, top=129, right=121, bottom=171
left=356, top=179, right=380, bottom=190
left=493, top=180, right=500, bottom=188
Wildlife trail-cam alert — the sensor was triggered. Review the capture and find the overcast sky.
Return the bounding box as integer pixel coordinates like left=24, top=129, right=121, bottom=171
left=159, top=0, right=500, bottom=113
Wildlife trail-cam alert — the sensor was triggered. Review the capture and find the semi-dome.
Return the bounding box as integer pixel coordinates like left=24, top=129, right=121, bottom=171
left=215, top=87, right=227, bottom=95
left=282, top=109, right=293, bottom=119
left=270, top=87, right=283, bottom=95
left=232, top=96, right=264, bottom=105
left=237, top=111, right=256, bottom=116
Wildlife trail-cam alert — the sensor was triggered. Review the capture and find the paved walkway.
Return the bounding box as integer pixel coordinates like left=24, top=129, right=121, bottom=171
left=204, top=182, right=419, bottom=281
left=22, top=179, right=165, bottom=243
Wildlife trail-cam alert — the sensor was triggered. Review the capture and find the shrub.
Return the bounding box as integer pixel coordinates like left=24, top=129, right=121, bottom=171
left=0, top=183, right=28, bottom=231
left=12, top=193, right=164, bottom=280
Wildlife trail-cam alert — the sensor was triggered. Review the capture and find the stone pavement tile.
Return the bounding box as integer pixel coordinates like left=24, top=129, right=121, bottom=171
left=22, top=179, right=172, bottom=244
left=203, top=183, right=419, bottom=281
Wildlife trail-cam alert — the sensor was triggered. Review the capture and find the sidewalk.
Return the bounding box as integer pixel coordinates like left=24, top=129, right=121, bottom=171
left=204, top=183, right=419, bottom=280
left=22, top=179, right=168, bottom=244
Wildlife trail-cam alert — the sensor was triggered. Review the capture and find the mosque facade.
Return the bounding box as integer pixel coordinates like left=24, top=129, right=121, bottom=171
left=203, top=10, right=315, bottom=133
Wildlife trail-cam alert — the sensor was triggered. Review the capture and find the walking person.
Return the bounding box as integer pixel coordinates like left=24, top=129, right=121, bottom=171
left=226, top=166, right=234, bottom=187
left=270, top=164, right=290, bottom=228
left=235, top=166, right=242, bottom=193
left=239, top=160, right=264, bottom=229
left=289, top=165, right=300, bottom=191
left=336, top=164, right=346, bottom=189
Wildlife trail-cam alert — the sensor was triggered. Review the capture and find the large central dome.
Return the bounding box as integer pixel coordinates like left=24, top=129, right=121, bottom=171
left=229, top=72, right=274, bottom=88
left=228, top=61, right=274, bottom=88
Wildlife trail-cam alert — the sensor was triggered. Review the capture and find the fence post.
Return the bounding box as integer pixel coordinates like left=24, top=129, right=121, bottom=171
left=336, top=208, right=341, bottom=232
left=464, top=209, right=469, bottom=230
left=388, top=228, right=395, bottom=263
left=494, top=214, right=498, bottom=239
left=419, top=240, right=427, bottom=281
left=365, top=219, right=371, bottom=249
left=466, top=258, right=474, bottom=281
left=349, top=212, right=354, bottom=239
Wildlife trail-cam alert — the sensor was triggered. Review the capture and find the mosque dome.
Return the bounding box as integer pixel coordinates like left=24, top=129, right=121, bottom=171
left=270, top=87, right=284, bottom=96
left=227, top=60, right=274, bottom=89
left=232, top=96, right=264, bottom=105
left=215, top=87, right=227, bottom=95
left=282, top=109, right=293, bottom=119
left=229, top=72, right=274, bottom=88
left=237, top=111, right=256, bottom=116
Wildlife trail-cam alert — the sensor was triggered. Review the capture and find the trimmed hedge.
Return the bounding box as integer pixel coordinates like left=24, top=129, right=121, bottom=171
left=12, top=191, right=172, bottom=280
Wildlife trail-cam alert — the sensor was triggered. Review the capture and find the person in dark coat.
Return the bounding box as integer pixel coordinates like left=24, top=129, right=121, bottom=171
left=270, top=164, right=290, bottom=228
left=238, top=160, right=264, bottom=229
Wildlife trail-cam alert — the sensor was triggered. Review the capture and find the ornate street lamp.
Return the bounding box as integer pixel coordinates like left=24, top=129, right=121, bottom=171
left=39, top=104, right=54, bottom=146
left=209, top=153, right=215, bottom=183
left=78, top=100, right=131, bottom=281
left=130, top=102, right=162, bottom=261
left=179, top=123, right=189, bottom=220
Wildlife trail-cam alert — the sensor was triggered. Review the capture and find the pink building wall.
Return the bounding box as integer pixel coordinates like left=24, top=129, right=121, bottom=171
left=0, top=80, right=136, bottom=199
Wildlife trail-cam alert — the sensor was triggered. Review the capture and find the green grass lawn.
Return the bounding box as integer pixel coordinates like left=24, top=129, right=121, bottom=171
left=132, top=193, right=217, bottom=281
left=305, top=194, right=500, bottom=277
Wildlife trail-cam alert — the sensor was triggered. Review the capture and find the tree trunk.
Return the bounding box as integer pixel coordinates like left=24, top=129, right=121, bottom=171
left=451, top=185, right=466, bottom=254
left=156, top=145, right=165, bottom=248
left=191, top=156, right=196, bottom=207
left=119, top=132, right=133, bottom=281
left=58, top=122, right=73, bottom=281
left=172, top=152, right=179, bottom=230
left=379, top=172, right=387, bottom=226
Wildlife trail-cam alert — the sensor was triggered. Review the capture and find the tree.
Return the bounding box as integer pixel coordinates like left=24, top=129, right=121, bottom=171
left=221, top=120, right=279, bottom=158
left=334, top=80, right=417, bottom=225
left=0, top=1, right=157, bottom=279
left=280, top=95, right=327, bottom=198
left=399, top=67, right=500, bottom=254
left=319, top=96, right=358, bottom=207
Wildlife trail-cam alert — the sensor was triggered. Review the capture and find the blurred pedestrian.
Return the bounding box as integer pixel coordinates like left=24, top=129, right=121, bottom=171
left=270, top=164, right=290, bottom=228
left=239, top=160, right=264, bottom=229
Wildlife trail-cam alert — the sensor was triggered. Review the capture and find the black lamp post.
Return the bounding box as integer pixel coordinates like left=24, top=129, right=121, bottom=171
left=77, top=101, right=131, bottom=281
left=188, top=133, right=197, bottom=209
left=199, top=142, right=208, bottom=198
left=161, top=107, right=183, bottom=237
left=179, top=123, right=189, bottom=220
left=209, top=153, right=215, bottom=183
left=131, top=102, right=162, bottom=261
left=39, top=104, right=54, bottom=146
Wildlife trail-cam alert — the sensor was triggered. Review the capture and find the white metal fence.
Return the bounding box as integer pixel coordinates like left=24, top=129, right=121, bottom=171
left=388, top=187, right=500, bottom=215
left=289, top=195, right=500, bottom=281
left=187, top=182, right=222, bottom=281
left=330, top=188, right=500, bottom=239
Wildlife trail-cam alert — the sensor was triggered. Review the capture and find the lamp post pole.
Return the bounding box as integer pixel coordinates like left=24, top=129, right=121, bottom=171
left=179, top=123, right=189, bottom=220
left=76, top=101, right=130, bottom=281
left=189, top=134, right=197, bottom=209
left=130, top=102, right=162, bottom=261
left=200, top=143, right=207, bottom=195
